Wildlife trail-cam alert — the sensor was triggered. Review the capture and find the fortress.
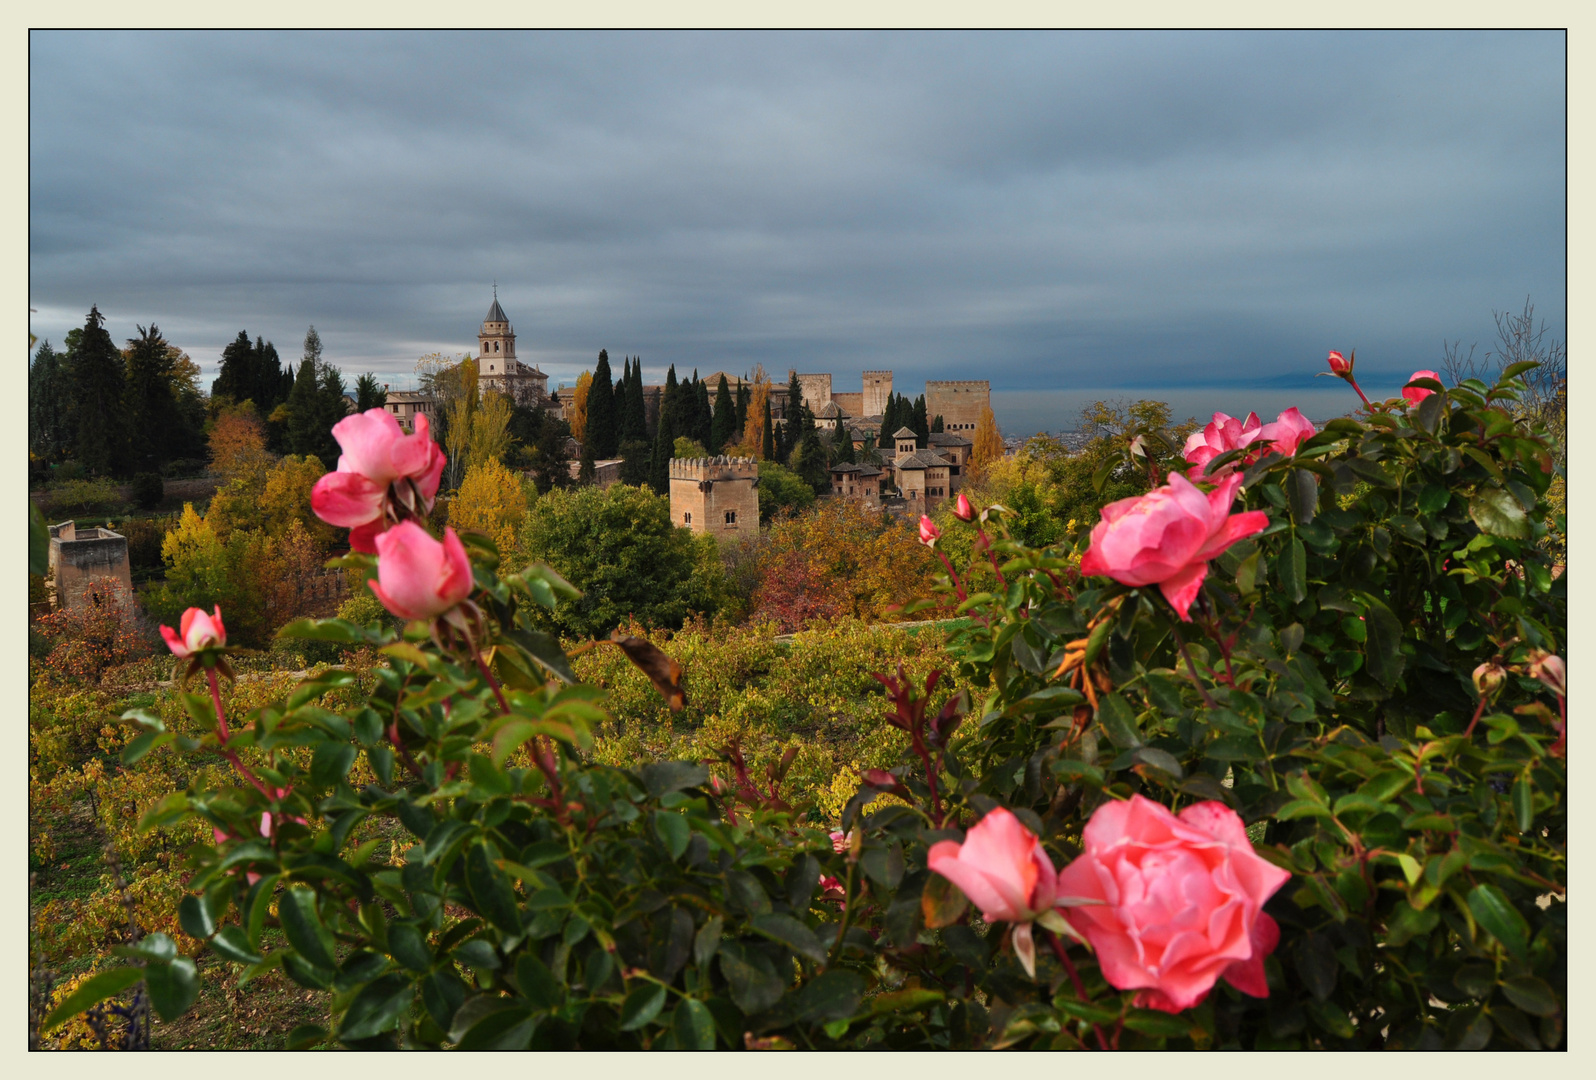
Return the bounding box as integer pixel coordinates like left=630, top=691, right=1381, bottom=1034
left=668, top=456, right=760, bottom=537
left=791, top=372, right=989, bottom=431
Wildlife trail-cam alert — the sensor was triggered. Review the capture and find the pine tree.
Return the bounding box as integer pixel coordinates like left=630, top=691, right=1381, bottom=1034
left=793, top=428, right=829, bottom=495
left=709, top=375, right=734, bottom=454
left=286, top=357, right=324, bottom=459
left=355, top=373, right=387, bottom=412
left=29, top=340, right=72, bottom=461
left=586, top=350, right=618, bottom=458
left=124, top=323, right=183, bottom=472
left=212, top=330, right=256, bottom=403
left=912, top=395, right=929, bottom=448
left=761, top=396, right=775, bottom=461
left=68, top=305, right=129, bottom=476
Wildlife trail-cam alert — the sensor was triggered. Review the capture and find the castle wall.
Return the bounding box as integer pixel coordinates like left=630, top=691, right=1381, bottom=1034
left=925, top=380, right=990, bottom=432
left=669, top=457, right=760, bottom=538
left=862, top=371, right=893, bottom=418
left=796, top=373, right=832, bottom=414
left=831, top=392, right=863, bottom=417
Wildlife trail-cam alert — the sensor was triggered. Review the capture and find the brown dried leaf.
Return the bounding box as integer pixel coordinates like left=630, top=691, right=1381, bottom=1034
left=609, top=631, right=686, bottom=711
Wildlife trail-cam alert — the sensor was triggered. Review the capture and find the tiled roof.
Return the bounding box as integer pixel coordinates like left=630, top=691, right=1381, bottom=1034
left=894, top=449, right=950, bottom=470
left=893, top=426, right=918, bottom=438
left=928, top=432, right=972, bottom=447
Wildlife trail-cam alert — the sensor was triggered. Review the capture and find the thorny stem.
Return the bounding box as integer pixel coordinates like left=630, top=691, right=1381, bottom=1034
left=1347, top=378, right=1372, bottom=408
left=1044, top=929, right=1110, bottom=1051
left=207, top=669, right=276, bottom=801
left=474, top=650, right=511, bottom=715
left=1168, top=622, right=1219, bottom=709
left=934, top=549, right=968, bottom=602
left=1462, top=695, right=1490, bottom=738
left=975, top=526, right=1008, bottom=590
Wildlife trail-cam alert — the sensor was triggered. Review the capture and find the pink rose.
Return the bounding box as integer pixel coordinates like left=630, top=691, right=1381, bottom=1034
left=1079, top=471, right=1270, bottom=620
left=160, top=605, right=227, bottom=657
left=368, top=521, right=474, bottom=621
left=1182, top=412, right=1266, bottom=474
left=928, top=807, right=1057, bottom=924
left=1056, top=795, right=1290, bottom=1013
left=311, top=409, right=447, bottom=552
left=1326, top=350, right=1352, bottom=377
left=1257, top=407, right=1316, bottom=458
left=1402, top=369, right=1440, bottom=404
left=953, top=493, right=974, bottom=522
left=918, top=515, right=941, bottom=547
left=830, top=830, right=851, bottom=854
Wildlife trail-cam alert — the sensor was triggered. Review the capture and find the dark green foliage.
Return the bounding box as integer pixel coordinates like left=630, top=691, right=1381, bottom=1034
left=791, top=429, right=830, bottom=495
left=709, top=375, right=735, bottom=454
left=68, top=306, right=130, bottom=476
left=931, top=415, right=944, bottom=434
left=832, top=416, right=855, bottom=464
left=286, top=348, right=348, bottom=466
left=212, top=331, right=290, bottom=414
left=735, top=379, right=750, bottom=436
left=124, top=324, right=186, bottom=473
left=586, top=350, right=618, bottom=459
left=508, top=403, right=573, bottom=495
left=755, top=461, right=816, bottom=523
left=130, top=472, right=164, bottom=511
left=615, top=359, right=636, bottom=443
left=761, top=396, right=775, bottom=462
left=618, top=438, right=652, bottom=486
left=626, top=359, right=648, bottom=443
left=911, top=395, right=929, bottom=448
left=355, top=373, right=387, bottom=412
left=29, top=339, right=73, bottom=462
left=693, top=376, right=713, bottom=448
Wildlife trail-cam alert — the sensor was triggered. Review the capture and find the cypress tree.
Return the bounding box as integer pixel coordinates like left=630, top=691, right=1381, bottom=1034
left=252, top=336, right=286, bottom=411
left=648, top=364, right=680, bottom=494
left=709, top=375, right=734, bottom=453
left=315, top=362, right=349, bottom=463
left=124, top=323, right=183, bottom=472
left=694, top=377, right=712, bottom=447
left=627, top=357, right=647, bottom=442
left=287, top=353, right=323, bottom=458
left=833, top=415, right=855, bottom=464
left=586, top=350, right=618, bottom=458
left=614, top=358, right=633, bottom=442
left=68, top=305, right=129, bottom=476
left=761, top=396, right=775, bottom=461
left=735, top=379, right=750, bottom=436
left=931, top=414, right=944, bottom=434
left=912, top=395, right=929, bottom=448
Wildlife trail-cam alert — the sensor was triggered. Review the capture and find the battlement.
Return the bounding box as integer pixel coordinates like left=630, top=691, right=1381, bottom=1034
left=669, top=456, right=759, bottom=482
left=925, top=380, right=991, bottom=390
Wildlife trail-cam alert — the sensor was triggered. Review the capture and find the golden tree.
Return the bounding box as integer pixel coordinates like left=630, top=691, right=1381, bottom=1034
left=258, top=454, right=336, bottom=549
left=207, top=405, right=273, bottom=488
left=469, top=390, right=514, bottom=471
left=968, top=404, right=1004, bottom=482
left=449, top=457, right=529, bottom=555
left=443, top=357, right=481, bottom=490
left=569, top=370, right=593, bottom=443
left=741, top=365, right=772, bottom=460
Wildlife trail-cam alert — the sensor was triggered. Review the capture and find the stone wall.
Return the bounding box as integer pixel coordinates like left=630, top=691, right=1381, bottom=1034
left=862, top=371, right=893, bottom=418
left=796, top=373, right=832, bottom=414
left=48, top=520, right=133, bottom=612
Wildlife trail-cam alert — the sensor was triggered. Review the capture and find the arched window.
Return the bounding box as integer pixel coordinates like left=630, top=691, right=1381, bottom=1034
left=494, top=341, right=501, bottom=353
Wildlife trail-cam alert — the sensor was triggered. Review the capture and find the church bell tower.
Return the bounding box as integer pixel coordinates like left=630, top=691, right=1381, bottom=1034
left=478, top=286, right=516, bottom=375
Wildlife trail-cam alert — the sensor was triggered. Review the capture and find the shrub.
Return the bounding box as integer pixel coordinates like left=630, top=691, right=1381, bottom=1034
left=51, top=360, right=1563, bottom=1051
left=130, top=472, right=164, bottom=511
left=44, top=477, right=127, bottom=519
left=30, top=578, right=153, bottom=684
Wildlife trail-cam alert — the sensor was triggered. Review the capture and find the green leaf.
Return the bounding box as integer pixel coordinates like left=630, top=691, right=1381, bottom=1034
left=1358, top=592, right=1406, bottom=690
left=1131, top=746, right=1183, bottom=779
left=640, top=760, right=709, bottom=797
left=210, top=926, right=263, bottom=964
left=693, top=915, right=724, bottom=969
left=515, top=954, right=563, bottom=1010
left=1277, top=535, right=1307, bottom=603
left=505, top=628, right=577, bottom=684
left=337, top=973, right=413, bottom=1041
left=278, top=887, right=338, bottom=971
left=1287, top=468, right=1319, bottom=526
left=790, top=969, right=866, bottom=1022
left=1512, top=774, right=1535, bottom=832
left=42, top=966, right=145, bottom=1031
left=619, top=982, right=668, bottom=1031
left=672, top=998, right=717, bottom=1049
left=285, top=1023, right=328, bottom=1049
left=1501, top=975, right=1560, bottom=1017
left=750, top=914, right=828, bottom=965
left=1122, top=1008, right=1194, bottom=1037
left=311, top=741, right=357, bottom=787
left=653, top=810, right=690, bottom=860
left=178, top=894, right=216, bottom=940
left=870, top=988, right=945, bottom=1015
left=1467, top=884, right=1530, bottom=960
left=145, top=956, right=201, bottom=1021
left=1469, top=486, right=1531, bottom=539
left=121, top=729, right=175, bottom=766
left=717, top=942, right=785, bottom=1014
left=1009, top=685, right=1086, bottom=714
left=464, top=842, right=521, bottom=934
left=1095, top=693, right=1142, bottom=749
left=921, top=872, right=969, bottom=930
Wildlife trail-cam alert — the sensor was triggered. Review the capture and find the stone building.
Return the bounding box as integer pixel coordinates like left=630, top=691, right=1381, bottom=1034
left=476, top=291, right=548, bottom=407
left=47, top=520, right=132, bottom=612
left=925, top=380, right=989, bottom=432
left=669, top=457, right=759, bottom=537
left=383, top=390, right=437, bottom=431
left=829, top=462, right=883, bottom=507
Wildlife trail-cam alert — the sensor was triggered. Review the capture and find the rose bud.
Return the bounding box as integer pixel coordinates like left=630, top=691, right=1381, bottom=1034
left=368, top=521, right=474, bottom=622
left=1403, top=369, right=1441, bottom=404
left=160, top=605, right=227, bottom=658
left=918, top=515, right=941, bottom=547
left=1473, top=661, right=1508, bottom=700
left=953, top=492, right=974, bottom=521
left=1327, top=350, right=1353, bottom=376
left=1528, top=651, right=1566, bottom=698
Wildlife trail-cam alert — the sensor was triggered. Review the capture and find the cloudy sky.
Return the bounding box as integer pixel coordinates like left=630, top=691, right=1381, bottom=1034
left=29, top=30, right=1565, bottom=434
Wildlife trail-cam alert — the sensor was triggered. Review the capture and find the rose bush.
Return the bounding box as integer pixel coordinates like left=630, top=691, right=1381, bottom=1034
left=46, top=355, right=1563, bottom=1050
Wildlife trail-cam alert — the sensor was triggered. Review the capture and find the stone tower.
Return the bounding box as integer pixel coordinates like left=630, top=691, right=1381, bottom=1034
left=862, top=370, right=893, bottom=417
left=478, top=287, right=517, bottom=375
left=669, top=457, right=760, bottom=537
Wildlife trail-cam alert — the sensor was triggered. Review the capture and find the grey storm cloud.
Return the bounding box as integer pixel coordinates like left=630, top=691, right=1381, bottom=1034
left=29, top=30, right=1565, bottom=432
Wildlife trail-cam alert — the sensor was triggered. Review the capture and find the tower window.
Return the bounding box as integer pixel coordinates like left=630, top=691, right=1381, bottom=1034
left=683, top=512, right=692, bottom=524
left=724, top=510, right=737, bottom=525
left=494, top=341, right=501, bottom=352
